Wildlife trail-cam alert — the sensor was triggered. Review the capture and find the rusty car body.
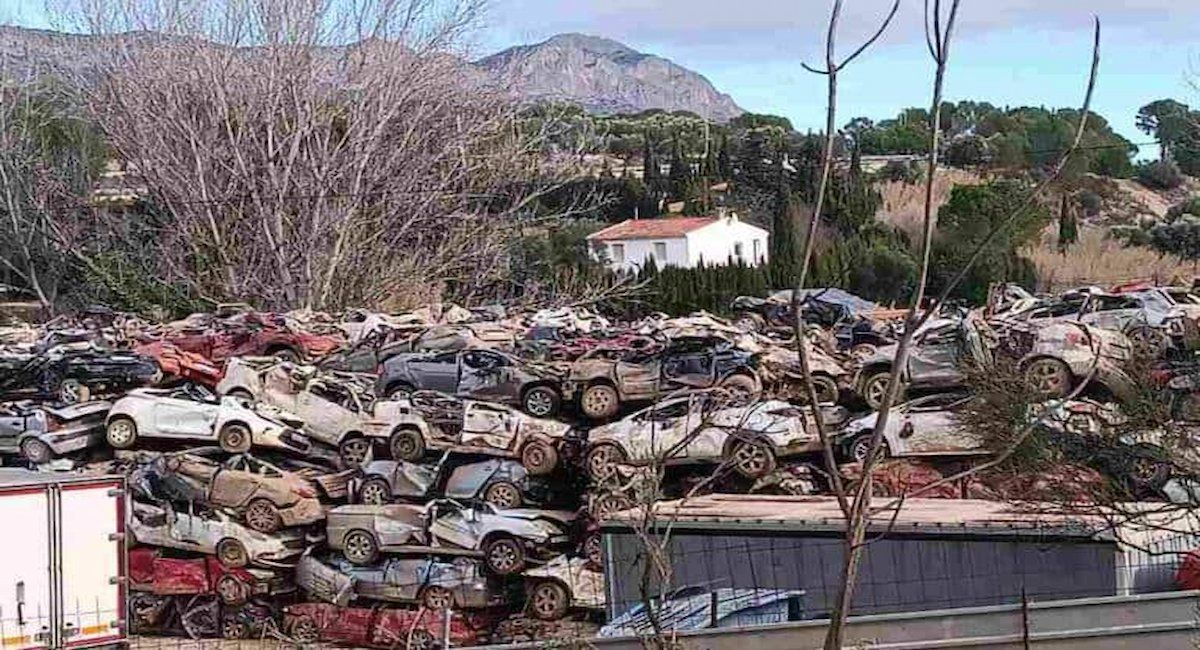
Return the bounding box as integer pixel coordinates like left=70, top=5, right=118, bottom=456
left=585, top=393, right=849, bottom=479
left=296, top=554, right=510, bottom=609
left=523, top=555, right=605, bottom=621
left=154, top=310, right=343, bottom=364
left=387, top=391, right=575, bottom=475
left=566, top=336, right=763, bottom=420
left=129, top=546, right=293, bottom=605
left=283, top=601, right=494, bottom=649
left=326, top=499, right=575, bottom=574
left=354, top=456, right=544, bottom=509
left=106, top=385, right=311, bottom=454
left=835, top=392, right=987, bottom=462
left=377, top=348, right=566, bottom=417
left=0, top=399, right=110, bottom=463
left=128, top=501, right=308, bottom=568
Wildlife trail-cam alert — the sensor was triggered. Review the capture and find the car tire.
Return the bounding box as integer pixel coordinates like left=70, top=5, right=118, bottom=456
left=1025, top=358, right=1072, bottom=397
left=1125, top=443, right=1172, bottom=494
left=582, top=532, right=602, bottom=568
left=339, top=437, right=372, bottom=467
left=221, top=618, right=247, bottom=640
left=483, top=536, right=526, bottom=575
left=719, top=373, right=761, bottom=404
left=483, top=481, right=523, bottom=509
left=809, top=375, right=840, bottom=404
left=216, top=538, right=249, bottom=568
left=58, top=379, right=90, bottom=404
left=420, top=585, right=454, bottom=610
left=848, top=433, right=888, bottom=464
left=580, top=383, right=620, bottom=420
left=385, top=382, right=415, bottom=401
left=733, top=312, right=766, bottom=333
left=105, top=417, right=139, bottom=449
left=520, top=440, right=559, bottom=476
left=529, top=580, right=570, bottom=621
left=215, top=575, right=249, bottom=606
left=851, top=343, right=878, bottom=359
left=217, top=423, right=253, bottom=454
left=270, top=348, right=301, bottom=364
left=590, top=493, right=633, bottom=520
left=342, top=529, right=380, bottom=565
left=19, top=438, right=53, bottom=465
left=289, top=616, right=319, bottom=644
left=408, top=629, right=437, bottom=650
left=389, top=428, right=425, bottom=462
left=585, top=443, right=626, bottom=480
left=358, top=478, right=393, bottom=506
left=729, top=437, right=777, bottom=478
left=522, top=385, right=561, bottom=417
left=243, top=498, right=282, bottom=533
left=859, top=371, right=895, bottom=410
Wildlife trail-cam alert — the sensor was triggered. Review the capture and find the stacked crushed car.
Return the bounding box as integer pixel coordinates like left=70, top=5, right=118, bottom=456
left=5, top=284, right=1200, bottom=646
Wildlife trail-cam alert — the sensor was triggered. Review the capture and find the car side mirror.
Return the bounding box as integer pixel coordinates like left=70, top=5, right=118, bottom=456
left=900, top=422, right=915, bottom=439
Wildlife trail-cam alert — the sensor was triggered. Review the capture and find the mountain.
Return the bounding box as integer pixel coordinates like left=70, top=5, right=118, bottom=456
left=0, top=26, right=744, bottom=121
left=477, top=33, right=744, bottom=122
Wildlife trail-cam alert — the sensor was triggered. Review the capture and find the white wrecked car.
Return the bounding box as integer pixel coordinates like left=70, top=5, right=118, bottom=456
left=836, top=392, right=988, bottom=463
left=128, top=501, right=307, bottom=568
left=524, top=555, right=605, bottom=621
left=106, top=385, right=311, bottom=454
left=585, top=393, right=849, bottom=479
left=296, top=554, right=509, bottom=609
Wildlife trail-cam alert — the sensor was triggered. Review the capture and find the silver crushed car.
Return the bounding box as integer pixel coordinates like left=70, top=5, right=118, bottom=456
left=128, top=501, right=308, bottom=568
left=836, top=392, right=988, bottom=463
left=296, top=554, right=509, bottom=609
left=0, top=399, right=110, bottom=463
left=523, top=555, right=605, bottom=621
left=353, top=456, right=537, bottom=509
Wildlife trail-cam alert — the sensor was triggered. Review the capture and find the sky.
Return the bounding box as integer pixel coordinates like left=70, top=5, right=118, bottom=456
left=6, top=0, right=1198, bottom=157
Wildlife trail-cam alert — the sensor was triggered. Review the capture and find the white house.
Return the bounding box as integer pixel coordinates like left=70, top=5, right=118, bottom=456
left=586, top=213, right=770, bottom=273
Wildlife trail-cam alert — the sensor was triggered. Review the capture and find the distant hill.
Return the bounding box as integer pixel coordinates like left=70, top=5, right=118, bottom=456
left=0, top=26, right=745, bottom=122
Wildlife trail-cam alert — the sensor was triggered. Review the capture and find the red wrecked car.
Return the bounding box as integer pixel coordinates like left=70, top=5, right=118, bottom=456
left=134, top=341, right=226, bottom=387
left=283, top=602, right=496, bottom=649
left=129, top=547, right=293, bottom=606
left=154, top=311, right=344, bottom=366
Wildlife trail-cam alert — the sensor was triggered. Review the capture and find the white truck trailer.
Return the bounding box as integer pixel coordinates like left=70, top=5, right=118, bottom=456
left=0, top=470, right=125, bottom=650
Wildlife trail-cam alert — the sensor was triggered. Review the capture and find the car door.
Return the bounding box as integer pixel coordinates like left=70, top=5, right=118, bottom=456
left=428, top=503, right=483, bottom=550
left=460, top=401, right=517, bottom=451
left=0, top=407, right=26, bottom=453
left=679, top=395, right=731, bottom=461
left=151, top=394, right=219, bottom=438
left=891, top=395, right=981, bottom=455
left=406, top=352, right=460, bottom=392
left=907, top=325, right=964, bottom=387
left=375, top=507, right=427, bottom=547
left=628, top=399, right=694, bottom=463
left=457, top=350, right=513, bottom=401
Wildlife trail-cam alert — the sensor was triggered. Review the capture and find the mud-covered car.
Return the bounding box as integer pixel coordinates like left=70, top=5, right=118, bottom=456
left=296, top=554, right=511, bottom=609
left=156, top=310, right=344, bottom=364
left=836, top=392, right=987, bottom=463
left=377, top=348, right=566, bottom=417
left=567, top=336, right=763, bottom=420
left=354, top=456, right=548, bottom=509
left=106, top=385, right=311, bottom=454
left=387, top=391, right=575, bottom=475
left=134, top=341, right=225, bottom=387
left=0, top=399, right=110, bottom=463
left=130, top=546, right=293, bottom=606
left=128, top=501, right=308, bottom=568
left=854, top=316, right=1135, bottom=409
left=135, top=451, right=324, bottom=532
left=283, top=602, right=495, bottom=649
left=326, top=499, right=575, bottom=575
left=585, top=393, right=849, bottom=479
left=523, top=555, right=605, bottom=621
left=217, top=358, right=416, bottom=465
left=0, top=341, right=160, bottom=403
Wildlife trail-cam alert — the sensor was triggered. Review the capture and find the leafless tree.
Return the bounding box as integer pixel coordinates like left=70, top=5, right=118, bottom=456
left=50, top=0, right=584, bottom=312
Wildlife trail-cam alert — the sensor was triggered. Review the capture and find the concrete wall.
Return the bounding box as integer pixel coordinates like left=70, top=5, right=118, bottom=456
left=685, top=218, right=768, bottom=267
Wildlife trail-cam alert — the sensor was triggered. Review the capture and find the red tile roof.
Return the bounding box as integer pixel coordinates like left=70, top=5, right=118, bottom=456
left=587, top=216, right=718, bottom=241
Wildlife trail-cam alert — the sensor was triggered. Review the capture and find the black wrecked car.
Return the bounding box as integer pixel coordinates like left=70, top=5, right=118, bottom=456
left=376, top=349, right=566, bottom=417
left=0, top=342, right=161, bottom=403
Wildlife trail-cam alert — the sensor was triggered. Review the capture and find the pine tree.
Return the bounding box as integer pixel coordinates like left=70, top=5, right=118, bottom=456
left=717, top=134, right=734, bottom=180
left=668, top=135, right=693, bottom=202
left=1058, top=194, right=1078, bottom=253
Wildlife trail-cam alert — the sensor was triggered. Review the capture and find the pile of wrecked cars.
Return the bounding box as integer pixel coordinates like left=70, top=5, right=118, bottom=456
left=3, top=282, right=1200, bottom=647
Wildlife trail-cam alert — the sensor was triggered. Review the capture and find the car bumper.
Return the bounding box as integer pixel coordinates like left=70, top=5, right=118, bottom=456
left=40, top=427, right=105, bottom=454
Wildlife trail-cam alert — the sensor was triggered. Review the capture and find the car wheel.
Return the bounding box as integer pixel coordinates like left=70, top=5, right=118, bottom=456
left=1025, top=358, right=1072, bottom=397
left=591, top=493, right=633, bottom=520
left=520, top=440, right=559, bottom=476
left=216, top=538, right=249, bottom=568
left=408, top=629, right=437, bottom=650
left=343, top=529, right=379, bottom=565
left=809, top=375, right=840, bottom=404
left=851, top=343, right=878, bottom=359
left=420, top=585, right=454, bottom=610
left=860, top=371, right=894, bottom=410
left=719, top=373, right=761, bottom=404
left=19, top=438, right=53, bottom=465
left=339, top=437, right=372, bottom=467
left=582, top=532, right=602, bottom=568
left=1126, top=443, right=1172, bottom=493
left=217, top=423, right=253, bottom=454
left=483, top=481, right=523, bottom=509
left=227, top=388, right=254, bottom=403
left=215, top=575, right=249, bottom=606
left=271, top=348, right=301, bottom=364
left=385, top=382, right=415, bottom=401
left=221, top=618, right=247, bottom=640
left=58, top=379, right=90, bottom=404
left=483, top=536, right=526, bottom=575
left=389, top=428, right=425, bottom=462
left=243, top=498, right=282, bottom=533
left=105, top=417, right=139, bottom=449
left=580, top=384, right=620, bottom=420
left=289, top=616, right=319, bottom=644
left=529, top=580, right=570, bottom=621
left=358, top=478, right=393, bottom=505
left=522, top=385, right=561, bottom=417
left=729, top=438, right=777, bottom=478
left=848, top=433, right=888, bottom=464
left=585, top=443, right=626, bottom=480
left=733, top=312, right=765, bottom=332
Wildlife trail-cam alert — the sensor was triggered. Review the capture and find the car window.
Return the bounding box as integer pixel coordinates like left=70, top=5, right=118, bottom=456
left=462, top=351, right=505, bottom=370
left=645, top=401, right=690, bottom=421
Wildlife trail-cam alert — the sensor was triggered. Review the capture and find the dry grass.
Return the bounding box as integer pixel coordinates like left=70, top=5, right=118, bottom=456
left=876, top=167, right=984, bottom=240
left=1026, top=226, right=1196, bottom=291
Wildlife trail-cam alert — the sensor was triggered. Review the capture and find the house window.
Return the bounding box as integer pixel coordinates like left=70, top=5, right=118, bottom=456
left=753, top=239, right=761, bottom=262
left=734, top=242, right=744, bottom=261
left=654, top=242, right=667, bottom=261
left=611, top=243, right=625, bottom=263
